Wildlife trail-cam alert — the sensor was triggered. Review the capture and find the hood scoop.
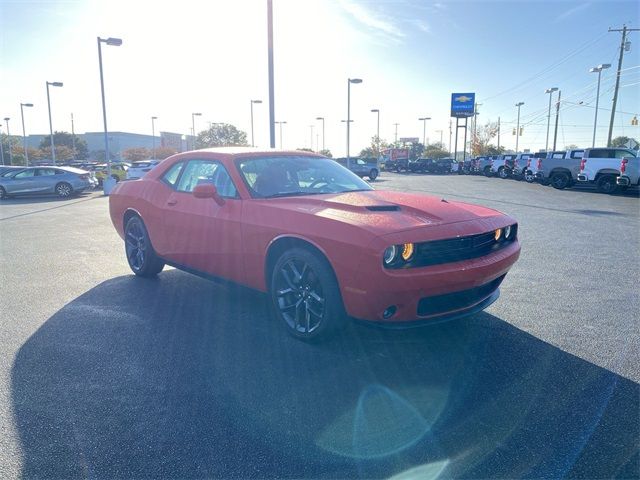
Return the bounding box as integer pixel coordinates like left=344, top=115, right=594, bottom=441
left=365, top=205, right=400, bottom=212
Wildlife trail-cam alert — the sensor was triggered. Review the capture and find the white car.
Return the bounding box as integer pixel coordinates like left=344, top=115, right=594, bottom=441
left=126, top=160, right=162, bottom=180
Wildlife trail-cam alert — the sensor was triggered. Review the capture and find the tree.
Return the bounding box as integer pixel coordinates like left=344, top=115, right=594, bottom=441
left=408, top=142, right=425, bottom=160
left=486, top=145, right=506, bottom=155
left=196, top=123, right=248, bottom=148
left=611, top=136, right=638, bottom=149
left=318, top=149, right=333, bottom=158
left=423, top=142, right=450, bottom=159
left=38, top=131, right=89, bottom=159
left=0, top=134, right=21, bottom=165
left=471, top=121, right=499, bottom=156
left=359, top=135, right=389, bottom=158
left=122, top=147, right=151, bottom=162
left=151, top=147, right=177, bottom=160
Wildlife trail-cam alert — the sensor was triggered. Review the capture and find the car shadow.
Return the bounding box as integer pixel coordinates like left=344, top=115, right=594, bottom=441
left=11, top=270, right=639, bottom=479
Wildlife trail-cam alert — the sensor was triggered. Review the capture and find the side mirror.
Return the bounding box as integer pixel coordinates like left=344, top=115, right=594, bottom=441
left=192, top=183, right=225, bottom=205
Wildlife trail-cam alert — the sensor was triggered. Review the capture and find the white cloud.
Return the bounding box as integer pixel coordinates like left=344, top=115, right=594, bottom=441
left=338, top=0, right=406, bottom=43
left=554, top=2, right=591, bottom=22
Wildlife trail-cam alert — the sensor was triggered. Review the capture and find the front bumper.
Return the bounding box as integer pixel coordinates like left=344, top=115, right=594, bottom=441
left=341, top=240, right=520, bottom=323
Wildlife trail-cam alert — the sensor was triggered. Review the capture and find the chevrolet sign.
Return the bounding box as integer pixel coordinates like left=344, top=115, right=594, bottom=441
left=451, top=93, right=475, bottom=118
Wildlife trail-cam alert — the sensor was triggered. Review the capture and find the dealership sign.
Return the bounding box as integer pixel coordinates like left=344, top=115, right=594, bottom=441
left=451, top=93, right=475, bottom=118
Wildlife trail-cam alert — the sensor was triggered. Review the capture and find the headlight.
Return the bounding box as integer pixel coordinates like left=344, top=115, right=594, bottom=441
left=383, top=246, right=398, bottom=265
left=494, top=228, right=502, bottom=241
left=401, top=243, right=414, bottom=261
left=504, top=225, right=512, bottom=240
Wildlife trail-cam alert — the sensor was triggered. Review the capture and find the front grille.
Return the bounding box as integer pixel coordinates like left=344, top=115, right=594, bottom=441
left=390, top=226, right=517, bottom=269
left=417, top=275, right=505, bottom=317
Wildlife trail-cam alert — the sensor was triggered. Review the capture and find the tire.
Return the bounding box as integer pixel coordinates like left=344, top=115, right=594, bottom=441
left=124, top=216, right=165, bottom=277
left=368, top=169, right=378, bottom=181
left=596, top=175, right=619, bottom=194
left=498, top=167, right=508, bottom=179
left=270, top=247, right=345, bottom=341
left=55, top=182, right=73, bottom=198
left=524, top=171, right=535, bottom=183
left=550, top=172, right=571, bottom=190
left=483, top=166, right=492, bottom=177
left=0, top=186, right=6, bottom=200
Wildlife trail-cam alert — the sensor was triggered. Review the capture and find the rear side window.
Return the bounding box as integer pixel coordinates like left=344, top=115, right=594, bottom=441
left=36, top=168, right=57, bottom=176
left=588, top=149, right=614, bottom=158
left=615, top=150, right=635, bottom=159
left=551, top=152, right=565, bottom=159
left=161, top=162, right=184, bottom=187
left=569, top=150, right=584, bottom=159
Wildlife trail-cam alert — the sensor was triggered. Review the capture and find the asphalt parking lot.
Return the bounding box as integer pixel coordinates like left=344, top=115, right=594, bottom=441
left=0, top=175, right=638, bottom=479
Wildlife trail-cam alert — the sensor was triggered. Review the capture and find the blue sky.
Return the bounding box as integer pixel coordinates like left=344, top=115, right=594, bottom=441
left=1, top=0, right=639, bottom=155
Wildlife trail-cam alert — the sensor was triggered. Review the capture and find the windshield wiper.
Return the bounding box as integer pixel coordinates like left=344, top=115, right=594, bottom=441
left=263, top=191, right=312, bottom=198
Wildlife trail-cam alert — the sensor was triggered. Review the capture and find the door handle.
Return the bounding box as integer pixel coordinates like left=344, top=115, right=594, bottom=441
left=167, top=199, right=178, bottom=206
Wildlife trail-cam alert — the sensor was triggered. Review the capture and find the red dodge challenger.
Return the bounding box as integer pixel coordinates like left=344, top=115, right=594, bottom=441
left=109, top=148, right=520, bottom=340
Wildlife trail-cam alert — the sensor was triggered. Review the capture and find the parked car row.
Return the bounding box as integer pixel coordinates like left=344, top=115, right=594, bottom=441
left=384, top=157, right=458, bottom=174
left=471, top=147, right=638, bottom=194
left=0, top=159, right=165, bottom=200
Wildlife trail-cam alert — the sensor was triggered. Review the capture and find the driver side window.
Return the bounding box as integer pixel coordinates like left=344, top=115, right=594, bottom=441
left=177, top=160, right=238, bottom=197
left=14, top=169, right=35, bottom=178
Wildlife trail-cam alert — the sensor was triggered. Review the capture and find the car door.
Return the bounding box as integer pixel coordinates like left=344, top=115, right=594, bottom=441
left=34, top=168, right=59, bottom=192
left=6, top=169, right=39, bottom=193
left=161, top=159, right=244, bottom=283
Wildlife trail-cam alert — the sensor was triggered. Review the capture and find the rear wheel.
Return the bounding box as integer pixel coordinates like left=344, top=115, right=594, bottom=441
left=55, top=182, right=73, bottom=198
left=124, top=216, right=165, bottom=277
left=270, top=247, right=345, bottom=341
left=524, top=171, right=535, bottom=183
left=368, top=169, right=378, bottom=181
left=498, top=166, right=508, bottom=179
left=483, top=166, right=492, bottom=177
left=596, top=175, right=619, bottom=194
left=550, top=172, right=571, bottom=189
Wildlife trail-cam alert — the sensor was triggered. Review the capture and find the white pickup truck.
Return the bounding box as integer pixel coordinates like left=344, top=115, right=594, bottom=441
left=616, top=155, right=640, bottom=189
left=577, top=147, right=638, bottom=193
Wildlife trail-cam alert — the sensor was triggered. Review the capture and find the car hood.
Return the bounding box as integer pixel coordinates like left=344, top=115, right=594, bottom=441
left=260, top=190, right=504, bottom=236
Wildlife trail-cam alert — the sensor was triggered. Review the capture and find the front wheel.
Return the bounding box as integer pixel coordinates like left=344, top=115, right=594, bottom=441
left=498, top=167, right=508, bottom=179
left=596, top=175, right=619, bottom=194
left=270, top=247, right=345, bottom=341
left=124, top=216, right=165, bottom=277
left=55, top=182, right=73, bottom=198
left=368, top=169, right=378, bottom=181
left=483, top=167, right=492, bottom=177
left=524, top=171, right=535, bottom=183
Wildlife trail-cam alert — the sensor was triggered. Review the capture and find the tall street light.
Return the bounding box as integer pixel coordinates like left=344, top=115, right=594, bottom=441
left=315, top=117, right=325, bottom=152
left=544, top=87, right=558, bottom=151
left=3, top=117, right=12, bottom=164
left=346, top=78, right=362, bottom=161
left=151, top=116, right=158, bottom=160
left=20, top=103, right=34, bottom=166
left=418, top=117, right=431, bottom=146
left=275, top=121, right=287, bottom=149
left=250, top=99, right=262, bottom=147
left=515, top=102, right=524, bottom=152
left=393, top=123, right=400, bottom=143
left=309, top=124, right=315, bottom=151
left=589, top=64, right=611, bottom=147
left=191, top=112, right=202, bottom=149
left=371, top=109, right=380, bottom=157
left=46, top=81, right=64, bottom=165
left=97, top=36, right=122, bottom=193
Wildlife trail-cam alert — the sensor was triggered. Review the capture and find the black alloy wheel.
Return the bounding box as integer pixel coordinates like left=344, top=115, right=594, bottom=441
left=271, top=247, right=345, bottom=341
left=596, top=175, right=619, bottom=194
left=124, top=216, right=165, bottom=277
left=550, top=172, right=571, bottom=190
left=369, top=169, right=378, bottom=181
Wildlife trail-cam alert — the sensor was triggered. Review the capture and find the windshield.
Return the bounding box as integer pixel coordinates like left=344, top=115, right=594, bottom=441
left=237, top=156, right=373, bottom=198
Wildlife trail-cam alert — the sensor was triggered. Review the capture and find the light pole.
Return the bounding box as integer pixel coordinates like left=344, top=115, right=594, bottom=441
left=250, top=99, right=262, bottom=147
left=46, top=81, right=64, bottom=165
left=309, top=125, right=314, bottom=151
left=70, top=113, right=76, bottom=161
left=97, top=36, right=122, bottom=193
left=370, top=109, right=380, bottom=158
left=3, top=117, right=11, bottom=164
left=515, top=102, right=524, bottom=152
left=0, top=123, right=4, bottom=165
left=191, top=112, right=202, bottom=150
left=544, top=87, right=558, bottom=151
left=418, top=117, right=431, bottom=146
left=393, top=123, right=399, bottom=143
left=589, top=64, right=611, bottom=147
left=275, top=121, right=286, bottom=149
left=315, top=117, right=325, bottom=152
left=436, top=129, right=443, bottom=146
left=151, top=116, right=158, bottom=160
left=346, top=78, right=362, bottom=161
left=20, top=103, right=33, bottom=166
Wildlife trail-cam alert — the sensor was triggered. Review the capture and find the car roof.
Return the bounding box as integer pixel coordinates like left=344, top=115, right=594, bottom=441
left=184, top=147, right=325, bottom=159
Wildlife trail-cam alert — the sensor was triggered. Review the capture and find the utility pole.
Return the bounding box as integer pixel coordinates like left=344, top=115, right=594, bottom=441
left=497, top=117, right=501, bottom=150
left=552, top=90, right=561, bottom=151
left=71, top=113, right=76, bottom=161
left=393, top=123, right=399, bottom=143
left=448, top=119, right=452, bottom=154
left=607, top=25, right=639, bottom=146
